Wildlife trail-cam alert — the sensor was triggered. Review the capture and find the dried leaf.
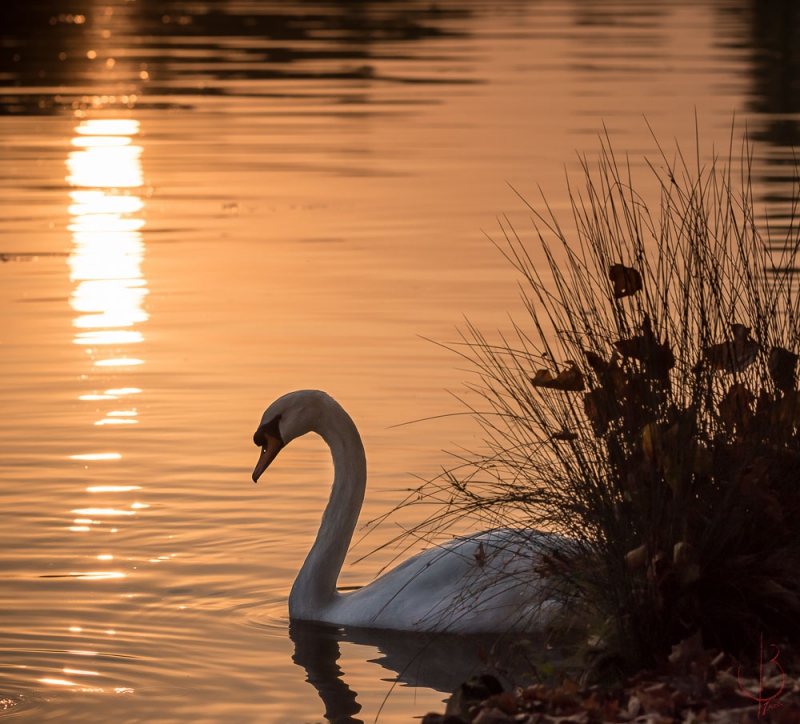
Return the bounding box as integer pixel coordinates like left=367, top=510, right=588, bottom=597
left=559, top=679, right=581, bottom=695
left=625, top=544, right=648, bottom=569
left=620, top=376, right=653, bottom=423
left=641, top=422, right=660, bottom=462
left=642, top=422, right=687, bottom=493
left=739, top=457, right=770, bottom=496
left=673, top=541, right=691, bottom=565
left=531, top=362, right=585, bottom=391
left=481, top=693, right=518, bottom=716
left=552, top=430, right=579, bottom=442
left=647, top=551, right=669, bottom=583
left=702, top=324, right=759, bottom=374
left=471, top=706, right=516, bottom=724
left=770, top=392, right=800, bottom=427
left=635, top=682, right=675, bottom=716
left=750, top=481, right=785, bottom=529
left=668, top=631, right=707, bottom=675
left=614, top=314, right=675, bottom=381
left=583, top=350, right=609, bottom=378
left=719, top=383, right=755, bottom=433
left=531, top=369, right=555, bottom=386
left=693, top=441, right=713, bottom=477
left=584, top=388, right=611, bottom=436
left=584, top=693, right=620, bottom=722
left=609, top=263, right=643, bottom=298
left=662, top=456, right=685, bottom=496
left=677, top=563, right=701, bottom=587
left=754, top=389, right=773, bottom=426
left=769, top=346, right=799, bottom=394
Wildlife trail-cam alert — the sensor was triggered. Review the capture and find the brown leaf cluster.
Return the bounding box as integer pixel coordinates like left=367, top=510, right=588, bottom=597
left=612, top=315, right=675, bottom=383
left=610, top=264, right=643, bottom=299
left=522, top=262, right=800, bottom=658
left=423, top=637, right=800, bottom=724
left=532, top=363, right=586, bottom=392
left=700, top=325, right=760, bottom=375
left=579, top=315, right=675, bottom=442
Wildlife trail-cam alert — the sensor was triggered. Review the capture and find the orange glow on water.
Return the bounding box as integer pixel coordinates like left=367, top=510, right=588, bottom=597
left=39, top=678, right=77, bottom=687
left=74, top=331, right=144, bottom=345
left=71, top=135, right=132, bottom=148
left=69, top=453, right=121, bottom=461
left=93, top=409, right=139, bottom=425
left=66, top=146, right=143, bottom=189
left=71, top=279, right=148, bottom=329
left=86, top=486, right=141, bottom=492
left=74, top=120, right=139, bottom=136
left=68, top=191, right=143, bottom=215
left=93, top=358, right=144, bottom=367
left=71, top=508, right=136, bottom=516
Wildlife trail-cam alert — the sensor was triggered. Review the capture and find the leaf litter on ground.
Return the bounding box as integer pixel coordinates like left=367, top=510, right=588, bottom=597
left=422, top=634, right=800, bottom=724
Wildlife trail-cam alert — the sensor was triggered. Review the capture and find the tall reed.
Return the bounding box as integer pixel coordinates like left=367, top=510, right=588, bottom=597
left=406, top=126, right=800, bottom=670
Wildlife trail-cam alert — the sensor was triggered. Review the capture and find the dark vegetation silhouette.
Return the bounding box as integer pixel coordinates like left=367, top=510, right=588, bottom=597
left=401, top=125, right=800, bottom=673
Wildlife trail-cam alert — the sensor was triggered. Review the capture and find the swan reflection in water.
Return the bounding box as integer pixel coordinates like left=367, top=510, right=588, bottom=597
left=289, top=620, right=558, bottom=724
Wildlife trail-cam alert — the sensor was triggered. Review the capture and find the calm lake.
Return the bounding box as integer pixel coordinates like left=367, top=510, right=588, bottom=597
left=1, top=1, right=797, bottom=722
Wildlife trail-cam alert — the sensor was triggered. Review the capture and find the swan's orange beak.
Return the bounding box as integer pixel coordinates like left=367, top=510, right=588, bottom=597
left=252, top=434, right=284, bottom=483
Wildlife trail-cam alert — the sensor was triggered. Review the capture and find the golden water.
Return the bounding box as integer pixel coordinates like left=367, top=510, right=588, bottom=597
left=0, top=1, right=793, bottom=722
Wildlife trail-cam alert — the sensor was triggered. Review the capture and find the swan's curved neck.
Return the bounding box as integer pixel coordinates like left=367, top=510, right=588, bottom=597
left=289, top=402, right=366, bottom=619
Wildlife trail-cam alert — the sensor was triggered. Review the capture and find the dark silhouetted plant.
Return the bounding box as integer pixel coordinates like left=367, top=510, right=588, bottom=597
left=397, top=125, right=800, bottom=671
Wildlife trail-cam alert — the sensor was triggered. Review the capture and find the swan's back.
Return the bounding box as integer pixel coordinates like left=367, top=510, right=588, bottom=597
left=322, top=529, right=566, bottom=633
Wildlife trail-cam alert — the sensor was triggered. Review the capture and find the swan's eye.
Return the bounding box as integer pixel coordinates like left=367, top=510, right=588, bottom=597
left=253, top=414, right=283, bottom=447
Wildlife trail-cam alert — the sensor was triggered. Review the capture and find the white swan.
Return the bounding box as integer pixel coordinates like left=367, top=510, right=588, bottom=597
left=252, top=390, right=566, bottom=633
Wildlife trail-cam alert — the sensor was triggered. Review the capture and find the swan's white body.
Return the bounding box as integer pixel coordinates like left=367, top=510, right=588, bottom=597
left=252, top=390, right=565, bottom=634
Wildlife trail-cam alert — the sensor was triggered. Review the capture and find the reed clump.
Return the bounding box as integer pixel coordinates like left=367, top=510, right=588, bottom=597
left=414, top=129, right=800, bottom=672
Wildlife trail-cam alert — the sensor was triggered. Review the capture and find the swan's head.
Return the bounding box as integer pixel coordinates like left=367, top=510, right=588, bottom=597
left=251, top=390, right=333, bottom=483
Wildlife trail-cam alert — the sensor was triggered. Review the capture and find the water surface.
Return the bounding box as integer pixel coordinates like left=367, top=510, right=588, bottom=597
left=1, top=1, right=797, bottom=722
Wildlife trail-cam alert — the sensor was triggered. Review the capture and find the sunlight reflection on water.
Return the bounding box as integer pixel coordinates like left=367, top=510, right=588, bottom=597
left=67, top=120, right=148, bottom=372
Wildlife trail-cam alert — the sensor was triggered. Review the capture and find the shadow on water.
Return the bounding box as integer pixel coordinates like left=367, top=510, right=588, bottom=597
left=289, top=619, right=566, bottom=724
left=744, top=0, right=800, bottom=235
left=1, top=0, right=473, bottom=116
